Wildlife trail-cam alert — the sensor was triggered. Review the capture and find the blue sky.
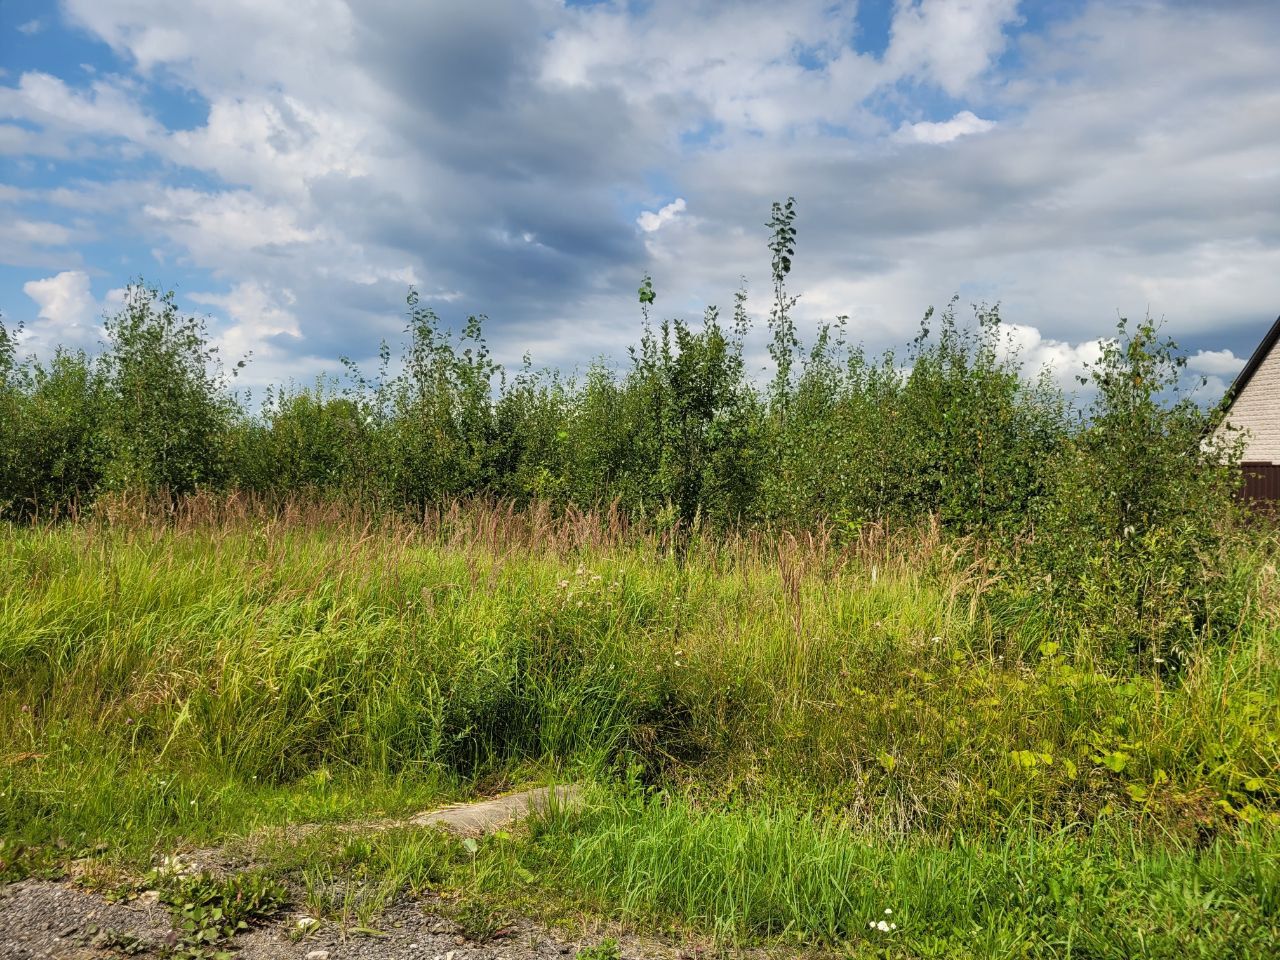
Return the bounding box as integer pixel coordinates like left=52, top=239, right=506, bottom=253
left=2, top=0, right=1278, bottom=398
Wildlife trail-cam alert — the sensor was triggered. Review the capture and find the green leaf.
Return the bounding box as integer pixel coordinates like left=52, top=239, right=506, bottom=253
left=1100, top=751, right=1129, bottom=773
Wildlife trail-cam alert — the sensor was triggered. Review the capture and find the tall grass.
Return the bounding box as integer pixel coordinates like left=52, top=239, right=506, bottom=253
left=1, top=501, right=1276, bottom=952
left=3, top=502, right=1276, bottom=840
left=497, top=793, right=1280, bottom=955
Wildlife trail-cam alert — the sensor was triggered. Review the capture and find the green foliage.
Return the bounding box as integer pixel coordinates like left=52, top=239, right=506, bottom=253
left=1, top=512, right=1277, bottom=955
left=153, top=870, right=287, bottom=959
left=0, top=202, right=1259, bottom=672
left=0, top=347, right=107, bottom=519
left=766, top=196, right=800, bottom=407
left=354, top=294, right=501, bottom=505
left=763, top=299, right=1066, bottom=531
left=576, top=937, right=620, bottom=960
left=234, top=379, right=372, bottom=493
left=616, top=302, right=762, bottom=531
left=98, top=284, right=238, bottom=496
left=1006, top=317, right=1248, bottom=670
left=495, top=794, right=1280, bottom=956
left=449, top=895, right=512, bottom=943
left=2, top=514, right=1276, bottom=843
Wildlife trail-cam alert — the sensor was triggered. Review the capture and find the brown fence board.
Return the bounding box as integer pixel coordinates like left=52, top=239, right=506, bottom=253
left=1240, top=462, right=1280, bottom=504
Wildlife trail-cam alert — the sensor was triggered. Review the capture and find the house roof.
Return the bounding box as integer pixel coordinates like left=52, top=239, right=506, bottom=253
left=1221, top=313, right=1280, bottom=414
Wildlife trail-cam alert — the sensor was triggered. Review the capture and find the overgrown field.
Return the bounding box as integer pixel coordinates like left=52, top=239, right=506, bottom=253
left=2, top=502, right=1278, bottom=957
left=2, top=204, right=1278, bottom=954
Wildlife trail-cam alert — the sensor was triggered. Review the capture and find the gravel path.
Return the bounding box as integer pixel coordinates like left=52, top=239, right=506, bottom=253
left=0, top=787, right=692, bottom=960
left=0, top=878, right=174, bottom=958
left=0, top=878, right=683, bottom=960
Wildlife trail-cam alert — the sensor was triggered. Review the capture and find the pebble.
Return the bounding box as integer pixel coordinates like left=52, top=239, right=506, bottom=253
left=306, top=951, right=331, bottom=960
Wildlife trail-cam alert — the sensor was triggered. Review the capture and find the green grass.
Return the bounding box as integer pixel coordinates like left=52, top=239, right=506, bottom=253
left=224, top=793, right=1280, bottom=958
left=450, top=794, right=1280, bottom=958
left=2, top=504, right=1278, bottom=955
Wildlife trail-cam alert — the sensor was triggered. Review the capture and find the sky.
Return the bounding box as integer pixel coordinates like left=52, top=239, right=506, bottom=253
left=1, top=0, right=1278, bottom=400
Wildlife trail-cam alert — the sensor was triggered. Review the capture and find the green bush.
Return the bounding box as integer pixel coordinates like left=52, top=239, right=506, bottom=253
left=1003, top=318, right=1248, bottom=669
left=0, top=317, right=108, bottom=519
left=98, top=284, right=238, bottom=496
left=233, top=379, right=372, bottom=493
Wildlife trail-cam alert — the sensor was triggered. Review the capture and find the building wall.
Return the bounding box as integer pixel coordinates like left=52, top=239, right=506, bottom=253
left=1217, top=335, right=1280, bottom=463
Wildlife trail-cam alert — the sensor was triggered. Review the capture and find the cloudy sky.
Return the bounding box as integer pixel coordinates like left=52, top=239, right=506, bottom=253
left=2, top=0, right=1278, bottom=397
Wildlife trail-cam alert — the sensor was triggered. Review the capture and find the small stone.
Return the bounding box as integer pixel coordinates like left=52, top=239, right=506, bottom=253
left=306, top=951, right=331, bottom=960
left=297, top=916, right=319, bottom=930
left=138, top=890, right=160, bottom=905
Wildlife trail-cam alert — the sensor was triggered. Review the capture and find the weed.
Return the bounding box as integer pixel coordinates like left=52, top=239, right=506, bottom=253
left=150, top=870, right=287, bottom=959
left=451, top=895, right=513, bottom=943
left=576, top=937, right=621, bottom=960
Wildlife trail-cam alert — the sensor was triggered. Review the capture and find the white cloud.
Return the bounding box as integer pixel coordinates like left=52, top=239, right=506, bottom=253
left=637, top=198, right=686, bottom=233
left=1188, top=348, right=1246, bottom=377
left=0, top=201, right=87, bottom=267
left=997, top=322, right=1105, bottom=388
left=167, top=94, right=372, bottom=198
left=17, top=20, right=43, bottom=36
left=189, top=280, right=304, bottom=383
left=21, top=270, right=101, bottom=352
left=1190, top=374, right=1229, bottom=404
left=885, top=0, right=1021, bottom=96
left=11, top=219, right=74, bottom=247
left=0, top=72, right=158, bottom=145
left=141, top=188, right=320, bottom=264
left=900, top=110, right=996, bottom=144
left=542, top=0, right=875, bottom=136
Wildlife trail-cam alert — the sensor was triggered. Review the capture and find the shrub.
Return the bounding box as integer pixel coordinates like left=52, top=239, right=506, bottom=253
left=98, top=284, right=238, bottom=496
left=0, top=317, right=108, bottom=519
left=358, top=295, right=499, bottom=505
left=234, top=380, right=373, bottom=494
left=1004, top=317, right=1249, bottom=670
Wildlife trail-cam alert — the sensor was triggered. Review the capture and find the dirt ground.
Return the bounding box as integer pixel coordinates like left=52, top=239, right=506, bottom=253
left=0, top=876, right=687, bottom=960
left=0, top=786, right=697, bottom=960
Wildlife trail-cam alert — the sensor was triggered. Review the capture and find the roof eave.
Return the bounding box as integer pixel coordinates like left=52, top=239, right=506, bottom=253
left=1220, top=312, right=1280, bottom=416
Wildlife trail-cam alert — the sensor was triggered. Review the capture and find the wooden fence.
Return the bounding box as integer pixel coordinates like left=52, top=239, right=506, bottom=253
left=1240, top=462, right=1280, bottom=504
